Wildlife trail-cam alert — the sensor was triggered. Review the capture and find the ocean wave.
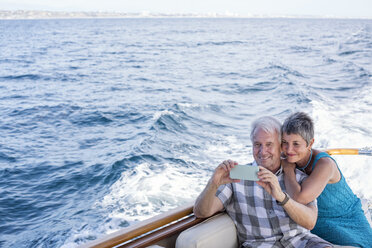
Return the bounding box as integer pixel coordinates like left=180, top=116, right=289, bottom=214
left=267, top=64, right=306, bottom=78
left=151, top=110, right=187, bottom=133
left=196, top=40, right=245, bottom=47
left=289, top=45, right=314, bottom=53
left=0, top=58, right=34, bottom=64
left=338, top=50, right=363, bottom=56
left=69, top=110, right=114, bottom=127
left=322, top=56, right=338, bottom=64
left=0, top=73, right=87, bottom=83
left=112, top=154, right=159, bottom=169
left=96, top=161, right=207, bottom=222
left=152, top=110, right=175, bottom=120
left=212, top=72, right=255, bottom=80
left=0, top=74, right=42, bottom=81
left=0, top=151, right=16, bottom=163
left=239, top=81, right=280, bottom=93
left=5, top=104, right=84, bottom=133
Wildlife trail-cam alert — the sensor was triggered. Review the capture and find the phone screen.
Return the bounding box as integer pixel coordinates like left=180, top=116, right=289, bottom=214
left=229, top=164, right=259, bottom=181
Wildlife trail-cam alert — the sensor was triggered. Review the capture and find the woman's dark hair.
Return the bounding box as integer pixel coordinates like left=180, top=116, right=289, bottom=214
left=281, top=112, right=314, bottom=145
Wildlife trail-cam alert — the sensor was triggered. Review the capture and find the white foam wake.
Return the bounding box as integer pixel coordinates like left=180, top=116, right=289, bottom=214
left=311, top=85, right=372, bottom=202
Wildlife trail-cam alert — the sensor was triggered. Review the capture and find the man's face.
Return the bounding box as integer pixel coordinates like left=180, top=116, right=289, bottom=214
left=252, top=128, right=281, bottom=173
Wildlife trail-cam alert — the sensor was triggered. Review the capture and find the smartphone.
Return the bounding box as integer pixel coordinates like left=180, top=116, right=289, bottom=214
left=229, top=164, right=259, bottom=181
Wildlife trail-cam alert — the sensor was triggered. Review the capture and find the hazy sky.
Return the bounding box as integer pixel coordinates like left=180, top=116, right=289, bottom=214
left=1, top=0, right=371, bottom=18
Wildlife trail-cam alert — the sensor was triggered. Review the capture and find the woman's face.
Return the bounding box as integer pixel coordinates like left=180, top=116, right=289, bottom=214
left=281, top=133, right=311, bottom=163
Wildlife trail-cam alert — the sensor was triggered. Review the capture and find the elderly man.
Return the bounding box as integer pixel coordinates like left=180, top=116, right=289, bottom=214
left=194, top=116, right=332, bottom=248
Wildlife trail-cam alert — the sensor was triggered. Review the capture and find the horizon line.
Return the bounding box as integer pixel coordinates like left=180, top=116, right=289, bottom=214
left=1, top=9, right=371, bottom=20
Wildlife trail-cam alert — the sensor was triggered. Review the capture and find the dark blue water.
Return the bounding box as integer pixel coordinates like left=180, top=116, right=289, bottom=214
left=0, top=18, right=371, bottom=247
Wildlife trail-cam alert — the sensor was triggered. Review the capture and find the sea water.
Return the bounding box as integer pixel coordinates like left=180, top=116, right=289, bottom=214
left=0, top=18, right=371, bottom=247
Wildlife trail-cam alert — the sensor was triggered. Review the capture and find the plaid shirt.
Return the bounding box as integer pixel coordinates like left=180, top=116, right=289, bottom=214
left=216, top=163, right=331, bottom=248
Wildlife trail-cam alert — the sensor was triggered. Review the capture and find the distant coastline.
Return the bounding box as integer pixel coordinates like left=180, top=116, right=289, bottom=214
left=1, top=10, right=371, bottom=20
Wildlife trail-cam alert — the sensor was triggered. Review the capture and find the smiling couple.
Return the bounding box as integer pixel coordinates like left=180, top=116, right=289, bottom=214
left=194, top=112, right=372, bottom=248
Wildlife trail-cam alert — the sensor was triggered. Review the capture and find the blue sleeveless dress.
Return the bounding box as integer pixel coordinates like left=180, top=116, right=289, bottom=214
left=310, top=152, right=372, bottom=247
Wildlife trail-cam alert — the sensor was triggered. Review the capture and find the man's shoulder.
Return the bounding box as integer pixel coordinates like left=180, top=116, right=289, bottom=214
left=294, top=168, right=308, bottom=182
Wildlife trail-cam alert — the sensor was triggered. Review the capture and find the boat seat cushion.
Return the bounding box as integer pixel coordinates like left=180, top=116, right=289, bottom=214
left=176, top=212, right=238, bottom=248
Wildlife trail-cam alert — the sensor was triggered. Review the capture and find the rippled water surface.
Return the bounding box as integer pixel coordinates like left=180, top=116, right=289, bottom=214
left=0, top=18, right=371, bottom=247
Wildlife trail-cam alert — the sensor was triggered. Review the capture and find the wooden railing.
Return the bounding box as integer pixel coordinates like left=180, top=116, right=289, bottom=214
left=79, top=202, right=205, bottom=248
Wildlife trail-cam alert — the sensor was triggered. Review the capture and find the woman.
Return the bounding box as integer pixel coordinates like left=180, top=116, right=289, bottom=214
left=281, top=112, right=372, bottom=248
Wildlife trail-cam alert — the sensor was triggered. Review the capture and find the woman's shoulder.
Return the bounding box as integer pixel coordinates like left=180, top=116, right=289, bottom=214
left=313, top=150, right=336, bottom=166
left=312, top=150, right=341, bottom=183
left=313, top=150, right=330, bottom=158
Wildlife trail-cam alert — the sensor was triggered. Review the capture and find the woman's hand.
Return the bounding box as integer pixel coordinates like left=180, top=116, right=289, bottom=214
left=211, top=159, right=240, bottom=186
left=281, top=158, right=296, bottom=173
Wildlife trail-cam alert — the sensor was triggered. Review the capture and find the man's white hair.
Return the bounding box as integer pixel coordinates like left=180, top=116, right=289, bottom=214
left=250, top=116, right=281, bottom=143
